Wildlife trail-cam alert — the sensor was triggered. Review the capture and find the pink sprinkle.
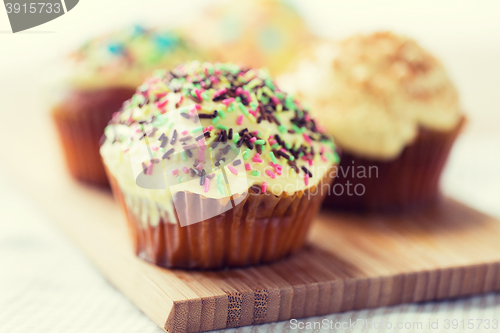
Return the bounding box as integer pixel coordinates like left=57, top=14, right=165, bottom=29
left=182, top=130, right=188, bottom=135
left=280, top=148, right=287, bottom=153
left=308, top=159, right=313, bottom=166
left=189, top=107, right=196, bottom=116
left=196, top=163, right=204, bottom=170
left=250, top=137, right=257, bottom=143
left=262, top=182, right=267, bottom=193
left=156, top=91, right=168, bottom=98
left=252, top=131, right=259, bottom=135
left=248, top=109, right=257, bottom=117
left=172, top=169, right=179, bottom=176
left=209, top=76, right=219, bottom=83
left=207, top=125, right=213, bottom=131
left=245, top=163, right=251, bottom=171
left=182, top=166, right=189, bottom=174
left=222, top=98, right=235, bottom=106
left=303, top=133, right=312, bottom=145
left=156, top=100, right=168, bottom=110
left=195, top=104, right=201, bottom=110
left=135, top=128, right=142, bottom=133
left=268, top=139, right=277, bottom=145
left=204, top=179, right=210, bottom=193
left=227, top=165, right=239, bottom=175
left=213, top=88, right=227, bottom=99
left=305, top=114, right=311, bottom=121
left=146, top=164, right=153, bottom=175
left=270, top=96, right=280, bottom=105
left=235, top=87, right=243, bottom=96
left=321, top=155, right=328, bottom=162
left=198, top=149, right=204, bottom=162
left=195, top=89, right=203, bottom=101
left=123, top=148, right=129, bottom=153
left=152, top=146, right=159, bottom=151
left=198, top=139, right=205, bottom=149
left=304, top=174, right=309, bottom=186
left=178, top=95, right=184, bottom=105
left=237, top=115, right=244, bottom=125
left=265, top=170, right=276, bottom=179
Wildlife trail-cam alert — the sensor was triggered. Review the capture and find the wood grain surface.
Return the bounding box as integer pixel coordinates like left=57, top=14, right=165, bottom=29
left=1, top=111, right=500, bottom=333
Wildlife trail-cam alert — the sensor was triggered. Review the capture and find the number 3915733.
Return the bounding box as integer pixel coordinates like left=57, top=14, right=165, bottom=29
left=5, top=2, right=61, bottom=14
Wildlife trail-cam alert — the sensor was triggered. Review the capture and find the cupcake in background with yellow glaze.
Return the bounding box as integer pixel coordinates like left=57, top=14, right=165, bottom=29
left=279, top=32, right=465, bottom=211
left=100, top=61, right=339, bottom=269
left=51, top=25, right=206, bottom=186
left=184, top=0, right=317, bottom=76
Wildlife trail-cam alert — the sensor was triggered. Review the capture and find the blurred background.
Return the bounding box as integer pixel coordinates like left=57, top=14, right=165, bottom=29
left=1, top=0, right=499, bottom=214
left=1, top=1, right=500, bottom=332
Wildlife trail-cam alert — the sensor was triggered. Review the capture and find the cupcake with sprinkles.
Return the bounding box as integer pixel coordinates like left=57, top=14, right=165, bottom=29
left=279, top=32, right=465, bottom=211
left=52, top=25, right=205, bottom=186
left=100, top=61, right=339, bottom=269
left=184, top=0, right=317, bottom=75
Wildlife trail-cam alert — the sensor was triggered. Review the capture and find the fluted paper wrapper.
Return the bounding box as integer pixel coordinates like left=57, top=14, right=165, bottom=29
left=324, top=116, right=465, bottom=212
left=52, top=87, right=135, bottom=186
left=108, top=172, right=333, bottom=269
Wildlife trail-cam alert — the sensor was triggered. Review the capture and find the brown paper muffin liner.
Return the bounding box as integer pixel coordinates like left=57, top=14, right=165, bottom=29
left=323, top=116, right=466, bottom=212
left=107, top=170, right=334, bottom=269
left=52, top=87, right=135, bottom=186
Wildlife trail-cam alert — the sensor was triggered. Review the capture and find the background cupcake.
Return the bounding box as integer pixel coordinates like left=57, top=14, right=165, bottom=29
left=100, top=61, right=339, bottom=269
left=279, top=32, right=465, bottom=211
left=52, top=25, right=206, bottom=186
left=184, top=0, right=317, bottom=76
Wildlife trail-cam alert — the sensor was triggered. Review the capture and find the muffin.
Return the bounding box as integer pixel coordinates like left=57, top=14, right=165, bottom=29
left=52, top=25, right=205, bottom=186
left=184, top=0, right=316, bottom=76
left=279, top=32, right=465, bottom=211
left=100, top=61, right=339, bottom=269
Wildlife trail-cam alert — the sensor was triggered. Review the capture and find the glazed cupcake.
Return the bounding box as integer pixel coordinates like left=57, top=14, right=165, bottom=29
left=52, top=25, right=205, bottom=186
left=100, top=61, right=339, bottom=269
left=184, top=0, right=316, bottom=75
left=279, top=32, right=465, bottom=211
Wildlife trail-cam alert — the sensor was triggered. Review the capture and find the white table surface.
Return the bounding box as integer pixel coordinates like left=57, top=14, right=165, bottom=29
left=1, top=1, right=500, bottom=332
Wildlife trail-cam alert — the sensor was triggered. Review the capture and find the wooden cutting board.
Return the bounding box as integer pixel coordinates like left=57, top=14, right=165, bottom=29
left=2, top=111, right=500, bottom=333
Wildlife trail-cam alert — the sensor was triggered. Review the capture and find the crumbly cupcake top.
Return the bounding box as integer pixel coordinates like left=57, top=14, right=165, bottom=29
left=101, top=61, right=338, bottom=212
left=185, top=0, right=314, bottom=75
left=68, top=25, right=205, bottom=89
left=279, top=32, right=463, bottom=160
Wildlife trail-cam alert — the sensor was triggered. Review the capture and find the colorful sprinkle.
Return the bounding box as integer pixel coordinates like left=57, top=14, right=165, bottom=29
left=227, top=165, right=239, bottom=175
left=236, top=115, right=244, bottom=125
